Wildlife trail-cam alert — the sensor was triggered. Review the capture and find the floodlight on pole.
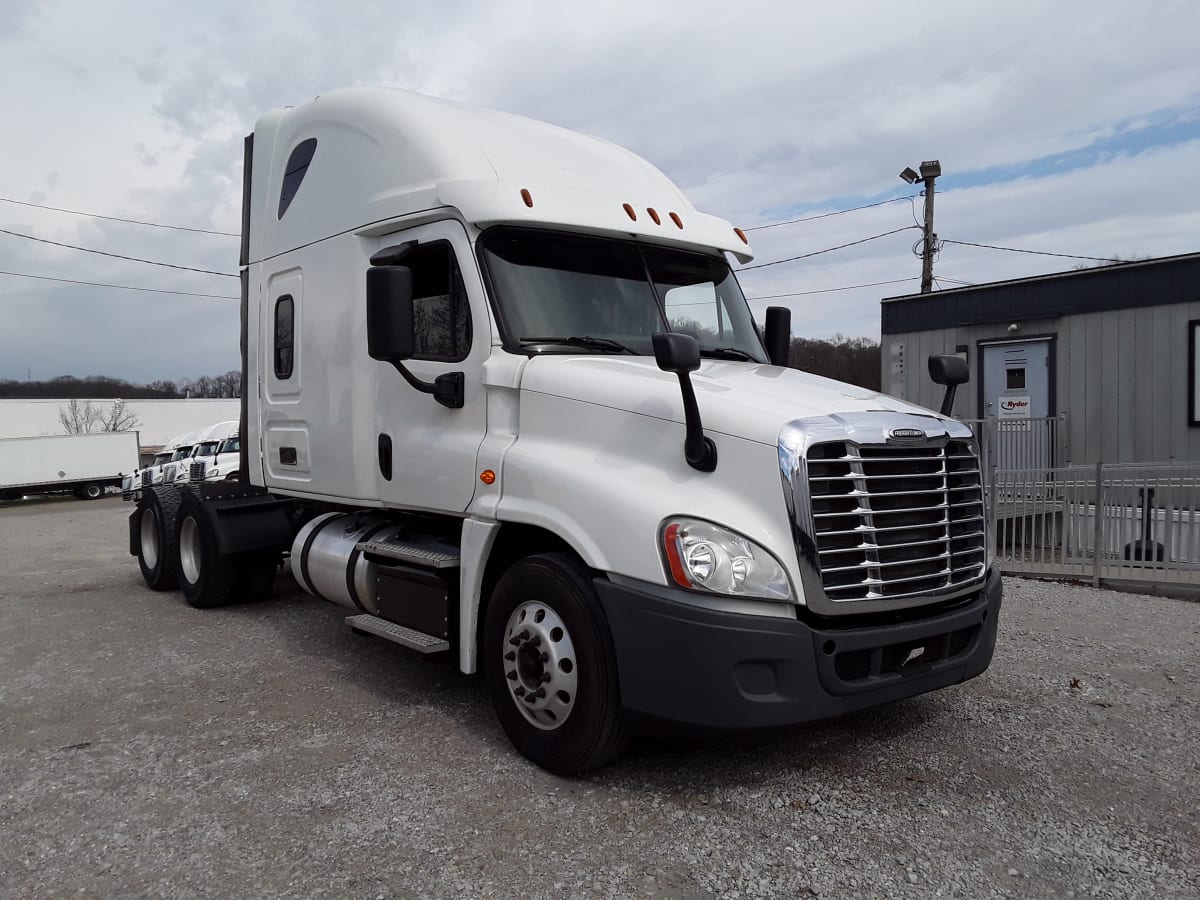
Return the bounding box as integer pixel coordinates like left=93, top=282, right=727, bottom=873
left=899, top=159, right=942, bottom=293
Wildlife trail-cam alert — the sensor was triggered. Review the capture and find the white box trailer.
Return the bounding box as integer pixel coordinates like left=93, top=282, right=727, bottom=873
left=1, top=432, right=140, bottom=500
left=128, top=87, right=999, bottom=773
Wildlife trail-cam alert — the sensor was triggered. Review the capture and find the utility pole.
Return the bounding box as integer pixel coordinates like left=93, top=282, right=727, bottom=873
left=900, top=159, right=941, bottom=293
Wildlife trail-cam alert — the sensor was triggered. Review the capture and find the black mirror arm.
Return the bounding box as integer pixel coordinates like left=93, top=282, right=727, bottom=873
left=939, top=385, right=957, bottom=417
left=388, top=361, right=464, bottom=410
left=674, top=372, right=718, bottom=472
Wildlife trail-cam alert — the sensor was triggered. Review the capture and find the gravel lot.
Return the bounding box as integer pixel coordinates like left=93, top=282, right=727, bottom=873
left=0, top=498, right=1196, bottom=899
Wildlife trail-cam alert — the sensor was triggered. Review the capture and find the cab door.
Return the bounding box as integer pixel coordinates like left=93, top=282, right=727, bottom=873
left=372, top=220, right=489, bottom=512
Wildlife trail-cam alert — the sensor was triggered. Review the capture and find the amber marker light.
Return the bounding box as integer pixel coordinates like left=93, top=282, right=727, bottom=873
left=734, top=227, right=748, bottom=244
left=623, top=203, right=637, bottom=221
left=479, top=469, right=496, bottom=485
left=669, top=211, right=683, bottom=229
left=662, top=523, right=693, bottom=589
left=520, top=188, right=534, bottom=207
left=647, top=207, right=661, bottom=225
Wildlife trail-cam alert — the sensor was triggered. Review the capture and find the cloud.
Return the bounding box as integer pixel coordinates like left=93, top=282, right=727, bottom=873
left=0, top=0, right=1198, bottom=381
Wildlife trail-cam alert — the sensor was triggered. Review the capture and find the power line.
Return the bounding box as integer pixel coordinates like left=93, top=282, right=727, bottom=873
left=743, top=195, right=920, bottom=232
left=738, top=226, right=920, bottom=271
left=746, top=277, right=918, bottom=302
left=934, top=275, right=976, bottom=286
left=941, top=238, right=1119, bottom=264
left=0, top=196, right=238, bottom=237
left=0, top=227, right=237, bottom=278
left=0, top=269, right=238, bottom=299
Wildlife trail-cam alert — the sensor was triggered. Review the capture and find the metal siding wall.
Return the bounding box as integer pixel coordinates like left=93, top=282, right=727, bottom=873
left=883, top=290, right=1200, bottom=464
left=1058, top=303, right=1200, bottom=465
left=1064, top=316, right=1085, bottom=465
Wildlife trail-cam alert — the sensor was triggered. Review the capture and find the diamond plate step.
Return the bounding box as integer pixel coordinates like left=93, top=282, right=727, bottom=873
left=356, top=538, right=460, bottom=569
left=346, top=614, right=449, bottom=653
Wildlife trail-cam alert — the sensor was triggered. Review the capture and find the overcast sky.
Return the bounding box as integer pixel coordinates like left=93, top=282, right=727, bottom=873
left=1, top=0, right=1197, bottom=383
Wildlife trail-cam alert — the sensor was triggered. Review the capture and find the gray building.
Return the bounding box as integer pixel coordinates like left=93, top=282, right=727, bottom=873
left=881, top=252, right=1200, bottom=466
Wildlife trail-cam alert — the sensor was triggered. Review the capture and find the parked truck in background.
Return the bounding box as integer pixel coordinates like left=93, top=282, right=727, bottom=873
left=129, top=87, right=999, bottom=773
left=2, top=432, right=138, bottom=501
left=186, top=420, right=240, bottom=483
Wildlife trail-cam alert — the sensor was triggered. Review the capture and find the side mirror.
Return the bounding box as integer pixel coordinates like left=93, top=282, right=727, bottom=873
left=928, top=354, right=968, bottom=387
left=653, top=332, right=716, bottom=472
left=928, top=354, right=969, bottom=416
left=366, top=266, right=415, bottom=361
left=367, top=265, right=464, bottom=410
left=652, top=331, right=701, bottom=373
left=763, top=306, right=791, bottom=367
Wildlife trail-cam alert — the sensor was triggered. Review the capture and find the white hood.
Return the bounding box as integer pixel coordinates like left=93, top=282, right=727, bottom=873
left=520, top=356, right=947, bottom=446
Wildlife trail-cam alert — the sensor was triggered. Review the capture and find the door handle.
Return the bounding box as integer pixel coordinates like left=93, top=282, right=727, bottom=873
left=378, top=433, right=393, bottom=481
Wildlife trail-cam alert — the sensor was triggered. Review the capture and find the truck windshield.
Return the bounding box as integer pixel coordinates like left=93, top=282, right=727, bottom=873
left=196, top=442, right=219, bottom=457
left=217, top=437, right=240, bottom=455
left=480, top=228, right=768, bottom=362
left=171, top=446, right=193, bottom=461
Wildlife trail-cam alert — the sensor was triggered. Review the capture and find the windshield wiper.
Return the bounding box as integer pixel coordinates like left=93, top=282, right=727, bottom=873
left=699, top=346, right=757, bottom=361
left=519, top=336, right=637, bottom=355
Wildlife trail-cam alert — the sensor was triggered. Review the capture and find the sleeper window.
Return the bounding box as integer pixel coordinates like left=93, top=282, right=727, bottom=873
left=403, top=243, right=471, bottom=361
left=277, top=138, right=317, bottom=219
left=274, top=295, right=294, bottom=379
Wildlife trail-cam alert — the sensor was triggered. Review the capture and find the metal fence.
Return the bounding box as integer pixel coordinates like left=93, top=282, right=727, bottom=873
left=963, top=415, right=1067, bottom=475
left=990, top=462, right=1200, bottom=589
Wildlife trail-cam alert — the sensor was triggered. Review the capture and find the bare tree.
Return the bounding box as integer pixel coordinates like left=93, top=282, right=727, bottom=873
left=213, top=370, right=242, bottom=398
left=100, top=398, right=141, bottom=432
left=58, top=398, right=141, bottom=434
left=146, top=379, right=180, bottom=397
left=58, top=399, right=101, bottom=434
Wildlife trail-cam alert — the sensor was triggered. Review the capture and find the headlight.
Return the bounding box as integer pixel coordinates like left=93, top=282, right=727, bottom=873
left=661, top=518, right=793, bottom=602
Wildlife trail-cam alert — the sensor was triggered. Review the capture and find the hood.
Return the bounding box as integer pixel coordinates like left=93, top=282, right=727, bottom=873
left=520, top=356, right=949, bottom=446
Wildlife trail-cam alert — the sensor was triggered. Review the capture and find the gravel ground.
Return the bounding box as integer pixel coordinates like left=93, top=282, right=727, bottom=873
left=0, top=498, right=1196, bottom=899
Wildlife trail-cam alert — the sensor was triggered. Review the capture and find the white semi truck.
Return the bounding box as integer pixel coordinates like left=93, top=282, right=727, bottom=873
left=2, top=432, right=138, bottom=501
left=129, top=87, right=998, bottom=773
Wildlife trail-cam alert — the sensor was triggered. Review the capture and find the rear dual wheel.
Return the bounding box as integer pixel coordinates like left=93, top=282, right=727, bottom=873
left=175, top=491, right=276, bottom=608
left=136, top=485, right=181, bottom=590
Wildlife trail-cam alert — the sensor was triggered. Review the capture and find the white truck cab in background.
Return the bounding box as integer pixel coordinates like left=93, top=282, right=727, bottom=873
left=130, top=87, right=998, bottom=773
left=181, top=420, right=239, bottom=484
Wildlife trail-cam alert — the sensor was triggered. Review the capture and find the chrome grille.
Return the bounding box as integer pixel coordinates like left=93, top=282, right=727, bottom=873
left=190, top=461, right=206, bottom=481
left=141, top=470, right=152, bottom=487
left=806, top=440, right=986, bottom=601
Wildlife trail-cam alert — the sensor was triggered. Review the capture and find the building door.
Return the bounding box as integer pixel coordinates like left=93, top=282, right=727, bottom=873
left=981, top=338, right=1054, bottom=470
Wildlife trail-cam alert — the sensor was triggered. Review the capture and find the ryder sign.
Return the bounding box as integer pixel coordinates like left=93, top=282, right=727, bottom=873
left=998, top=396, right=1032, bottom=419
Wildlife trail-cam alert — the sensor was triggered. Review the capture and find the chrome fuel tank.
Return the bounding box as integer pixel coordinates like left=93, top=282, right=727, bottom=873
left=291, top=512, right=406, bottom=614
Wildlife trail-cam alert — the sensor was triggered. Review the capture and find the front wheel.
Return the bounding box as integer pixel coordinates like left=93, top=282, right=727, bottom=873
left=483, top=553, right=628, bottom=774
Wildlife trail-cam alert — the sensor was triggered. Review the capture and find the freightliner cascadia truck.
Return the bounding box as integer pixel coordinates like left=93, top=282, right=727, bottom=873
left=129, top=87, right=999, bottom=774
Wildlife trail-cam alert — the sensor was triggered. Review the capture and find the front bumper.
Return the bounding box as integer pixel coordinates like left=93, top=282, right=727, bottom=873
left=595, top=569, right=1001, bottom=730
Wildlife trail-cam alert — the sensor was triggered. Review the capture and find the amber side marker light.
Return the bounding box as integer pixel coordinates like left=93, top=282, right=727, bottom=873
left=734, top=227, right=748, bottom=244
left=669, top=212, right=683, bottom=229
left=662, top=523, right=693, bottom=589
left=520, top=189, right=534, bottom=208
left=647, top=207, right=661, bottom=225
left=623, top=203, right=637, bottom=221
left=479, top=469, right=496, bottom=485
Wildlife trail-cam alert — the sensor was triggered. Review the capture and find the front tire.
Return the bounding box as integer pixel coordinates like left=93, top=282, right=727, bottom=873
left=483, top=553, right=628, bottom=774
left=136, top=486, right=181, bottom=590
